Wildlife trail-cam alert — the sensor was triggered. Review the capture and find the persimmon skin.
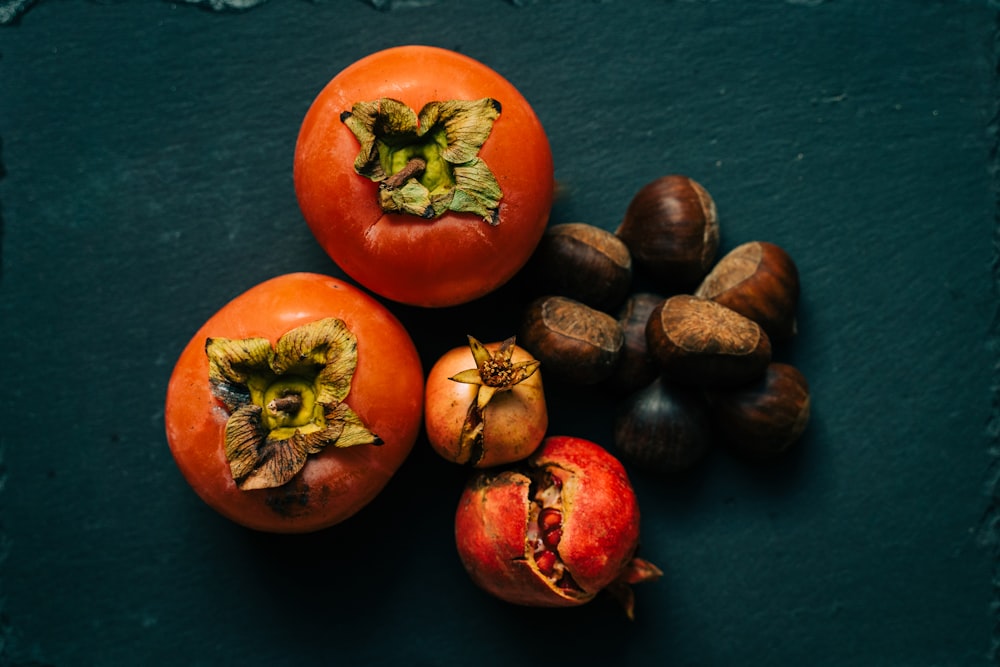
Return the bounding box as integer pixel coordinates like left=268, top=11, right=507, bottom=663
left=294, top=45, right=554, bottom=308
left=424, top=341, right=547, bottom=468
left=164, top=273, right=424, bottom=533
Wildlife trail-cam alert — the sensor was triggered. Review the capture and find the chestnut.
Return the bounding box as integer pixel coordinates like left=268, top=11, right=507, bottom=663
left=695, top=241, right=800, bottom=341
left=645, top=294, right=771, bottom=389
left=616, top=174, right=719, bottom=292
left=614, top=377, right=713, bottom=474
left=525, top=222, right=633, bottom=312
left=710, top=362, right=810, bottom=459
left=604, top=292, right=664, bottom=396
left=519, top=295, right=624, bottom=385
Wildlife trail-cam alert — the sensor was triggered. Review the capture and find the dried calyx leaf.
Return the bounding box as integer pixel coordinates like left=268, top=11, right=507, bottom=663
left=448, top=336, right=540, bottom=464
left=341, top=97, right=503, bottom=224
left=206, top=318, right=381, bottom=491
left=604, top=557, right=665, bottom=621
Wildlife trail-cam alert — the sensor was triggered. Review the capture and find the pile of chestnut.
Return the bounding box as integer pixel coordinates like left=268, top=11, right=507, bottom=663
left=517, top=174, right=811, bottom=474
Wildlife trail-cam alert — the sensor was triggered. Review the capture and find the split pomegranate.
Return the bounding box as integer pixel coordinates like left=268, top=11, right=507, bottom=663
left=454, top=435, right=661, bottom=617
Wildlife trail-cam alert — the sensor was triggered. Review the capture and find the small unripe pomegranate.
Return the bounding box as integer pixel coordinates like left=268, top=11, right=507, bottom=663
left=425, top=336, right=547, bottom=468
left=454, top=435, right=662, bottom=617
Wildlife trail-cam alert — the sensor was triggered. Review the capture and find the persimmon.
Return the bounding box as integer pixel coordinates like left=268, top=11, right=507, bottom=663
left=294, top=45, right=554, bottom=307
left=164, top=273, right=424, bottom=533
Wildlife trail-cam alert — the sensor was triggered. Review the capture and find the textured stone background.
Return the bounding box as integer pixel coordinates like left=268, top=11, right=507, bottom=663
left=0, top=1, right=996, bottom=665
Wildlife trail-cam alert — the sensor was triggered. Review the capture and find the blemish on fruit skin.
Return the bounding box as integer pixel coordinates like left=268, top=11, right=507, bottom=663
left=264, top=481, right=320, bottom=517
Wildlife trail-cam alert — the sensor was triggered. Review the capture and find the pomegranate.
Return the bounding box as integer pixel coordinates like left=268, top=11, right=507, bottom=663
left=425, top=336, right=547, bottom=468
left=454, top=435, right=661, bottom=617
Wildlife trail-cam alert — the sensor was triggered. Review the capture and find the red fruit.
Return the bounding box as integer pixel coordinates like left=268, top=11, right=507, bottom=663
left=454, top=435, right=661, bottom=617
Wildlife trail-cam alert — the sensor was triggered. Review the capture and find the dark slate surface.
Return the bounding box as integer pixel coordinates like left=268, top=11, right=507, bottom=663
left=0, top=1, right=996, bottom=665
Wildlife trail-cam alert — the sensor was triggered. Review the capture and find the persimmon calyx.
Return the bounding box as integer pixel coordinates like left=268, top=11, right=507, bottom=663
left=448, top=335, right=539, bottom=464
left=206, top=317, right=382, bottom=491
left=341, top=97, right=504, bottom=225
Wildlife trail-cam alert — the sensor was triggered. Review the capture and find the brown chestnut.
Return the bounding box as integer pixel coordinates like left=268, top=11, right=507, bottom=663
left=710, top=362, right=810, bottom=459
left=519, top=295, right=624, bottom=385
left=695, top=241, right=800, bottom=341
left=616, top=174, right=720, bottom=292
left=525, top=222, right=633, bottom=312
left=604, top=292, right=664, bottom=396
left=614, top=377, right=713, bottom=474
left=645, top=294, right=771, bottom=388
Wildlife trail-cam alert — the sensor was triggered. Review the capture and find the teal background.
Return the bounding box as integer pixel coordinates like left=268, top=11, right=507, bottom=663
left=0, top=1, right=996, bottom=665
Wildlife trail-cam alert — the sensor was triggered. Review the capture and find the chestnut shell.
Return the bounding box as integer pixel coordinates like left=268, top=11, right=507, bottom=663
left=616, top=174, right=719, bottom=292
left=695, top=241, right=800, bottom=341
left=614, top=377, right=713, bottom=474
left=711, top=362, right=811, bottom=458
left=520, top=295, right=624, bottom=385
left=604, top=292, right=664, bottom=396
left=646, top=295, right=772, bottom=388
left=525, top=222, right=633, bottom=313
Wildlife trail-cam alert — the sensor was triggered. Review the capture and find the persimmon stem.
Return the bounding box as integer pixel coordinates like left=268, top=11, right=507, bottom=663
left=382, top=157, right=427, bottom=189
left=267, top=393, right=303, bottom=415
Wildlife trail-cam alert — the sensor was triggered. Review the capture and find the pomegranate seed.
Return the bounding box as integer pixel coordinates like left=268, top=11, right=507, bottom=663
left=538, top=507, right=562, bottom=532
left=535, top=549, right=557, bottom=576
left=557, top=574, right=576, bottom=590
left=542, top=527, right=562, bottom=549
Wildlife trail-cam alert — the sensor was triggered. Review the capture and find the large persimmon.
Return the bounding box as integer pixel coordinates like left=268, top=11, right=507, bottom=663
left=164, top=273, right=424, bottom=533
left=294, top=45, right=554, bottom=307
